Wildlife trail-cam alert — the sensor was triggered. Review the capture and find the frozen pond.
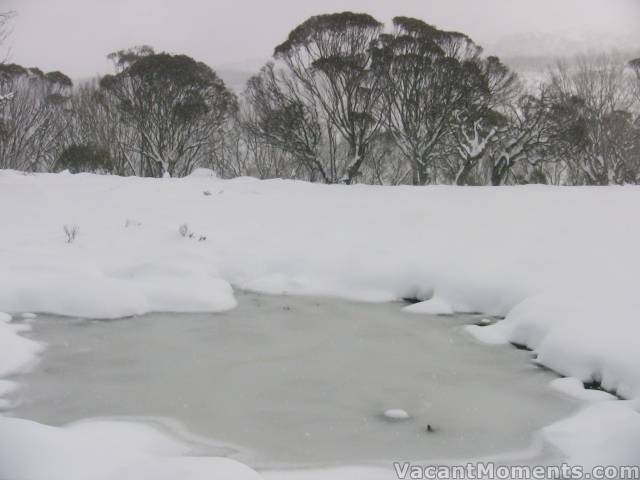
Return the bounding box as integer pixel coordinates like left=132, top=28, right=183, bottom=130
left=9, top=293, right=577, bottom=468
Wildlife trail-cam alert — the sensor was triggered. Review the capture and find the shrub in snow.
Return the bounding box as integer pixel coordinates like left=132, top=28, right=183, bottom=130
left=124, top=219, right=142, bottom=228
left=63, top=224, right=79, bottom=243
left=178, top=223, right=192, bottom=238
left=178, top=224, right=207, bottom=242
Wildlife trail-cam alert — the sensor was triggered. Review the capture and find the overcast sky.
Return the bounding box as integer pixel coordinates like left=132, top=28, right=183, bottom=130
left=2, top=0, right=639, bottom=79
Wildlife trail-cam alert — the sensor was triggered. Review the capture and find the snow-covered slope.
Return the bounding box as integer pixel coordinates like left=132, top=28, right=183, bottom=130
left=1, top=169, right=640, bottom=475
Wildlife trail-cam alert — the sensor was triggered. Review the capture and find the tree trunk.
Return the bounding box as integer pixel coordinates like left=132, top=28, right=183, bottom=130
left=455, top=163, right=475, bottom=186
left=491, top=157, right=510, bottom=186
left=343, top=143, right=366, bottom=185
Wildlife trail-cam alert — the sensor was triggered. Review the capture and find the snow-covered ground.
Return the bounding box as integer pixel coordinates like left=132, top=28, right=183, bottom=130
left=1, top=169, right=639, bottom=478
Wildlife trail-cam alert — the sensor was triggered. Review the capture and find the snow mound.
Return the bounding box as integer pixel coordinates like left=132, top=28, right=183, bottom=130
left=0, top=314, right=43, bottom=378
left=471, top=290, right=640, bottom=400
left=0, top=268, right=236, bottom=319
left=0, top=312, right=44, bottom=411
left=403, top=296, right=453, bottom=315
left=0, top=417, right=262, bottom=480
left=466, top=322, right=510, bottom=345
left=550, top=378, right=617, bottom=403
left=544, top=400, right=640, bottom=469
left=383, top=409, right=411, bottom=420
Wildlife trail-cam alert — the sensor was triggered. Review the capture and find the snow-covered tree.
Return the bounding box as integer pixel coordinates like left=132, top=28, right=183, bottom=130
left=449, top=56, right=519, bottom=185
left=0, top=65, right=72, bottom=170
left=546, top=56, right=637, bottom=185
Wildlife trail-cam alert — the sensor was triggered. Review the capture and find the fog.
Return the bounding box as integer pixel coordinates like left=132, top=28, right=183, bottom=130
left=3, top=0, right=639, bottom=78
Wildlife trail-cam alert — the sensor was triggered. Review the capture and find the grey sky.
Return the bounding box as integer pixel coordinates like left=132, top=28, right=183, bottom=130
left=3, top=0, right=639, bottom=79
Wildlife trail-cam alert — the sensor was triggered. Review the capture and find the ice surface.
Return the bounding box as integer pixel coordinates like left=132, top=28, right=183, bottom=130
left=10, top=293, right=576, bottom=468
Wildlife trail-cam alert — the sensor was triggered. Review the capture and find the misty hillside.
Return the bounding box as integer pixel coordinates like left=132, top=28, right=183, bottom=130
left=488, top=31, right=640, bottom=59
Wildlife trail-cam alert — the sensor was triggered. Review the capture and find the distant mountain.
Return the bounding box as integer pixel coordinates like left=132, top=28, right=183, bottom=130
left=487, top=31, right=640, bottom=60
left=216, top=68, right=254, bottom=94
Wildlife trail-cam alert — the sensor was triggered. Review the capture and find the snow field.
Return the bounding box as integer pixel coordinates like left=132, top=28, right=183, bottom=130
left=1, top=169, right=640, bottom=475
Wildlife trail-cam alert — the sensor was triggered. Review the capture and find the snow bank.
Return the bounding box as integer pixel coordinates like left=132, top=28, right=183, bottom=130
left=0, top=316, right=42, bottom=377
left=544, top=400, right=640, bottom=469
left=0, top=417, right=261, bottom=480
left=403, top=295, right=454, bottom=315
left=0, top=312, right=43, bottom=409
left=468, top=290, right=640, bottom=400
left=0, top=268, right=236, bottom=319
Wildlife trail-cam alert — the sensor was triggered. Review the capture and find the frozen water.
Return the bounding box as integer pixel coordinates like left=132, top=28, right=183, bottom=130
left=10, top=293, right=577, bottom=468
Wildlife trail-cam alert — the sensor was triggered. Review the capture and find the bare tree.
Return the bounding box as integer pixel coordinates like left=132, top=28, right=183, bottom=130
left=547, top=56, right=637, bottom=185
left=372, top=17, right=483, bottom=184
left=0, top=65, right=73, bottom=170
left=274, top=12, right=385, bottom=184
left=100, top=47, right=237, bottom=177
left=243, top=62, right=329, bottom=181
left=65, top=79, right=140, bottom=175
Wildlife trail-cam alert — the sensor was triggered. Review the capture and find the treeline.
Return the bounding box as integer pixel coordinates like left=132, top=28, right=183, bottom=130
left=1, top=12, right=640, bottom=185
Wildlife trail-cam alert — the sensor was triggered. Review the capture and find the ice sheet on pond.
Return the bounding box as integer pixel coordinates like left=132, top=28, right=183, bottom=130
left=10, top=293, right=577, bottom=468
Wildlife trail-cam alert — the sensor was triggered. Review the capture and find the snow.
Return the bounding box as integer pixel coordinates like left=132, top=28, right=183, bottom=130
left=469, top=291, right=640, bottom=400
left=1, top=170, right=640, bottom=473
left=403, top=295, right=454, bottom=315
left=0, top=417, right=262, bottom=480
left=550, top=378, right=617, bottom=403
left=544, top=400, right=640, bottom=469
left=262, top=466, right=394, bottom=480
left=0, top=311, right=43, bottom=412
left=383, top=409, right=411, bottom=420
left=0, top=313, right=43, bottom=378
